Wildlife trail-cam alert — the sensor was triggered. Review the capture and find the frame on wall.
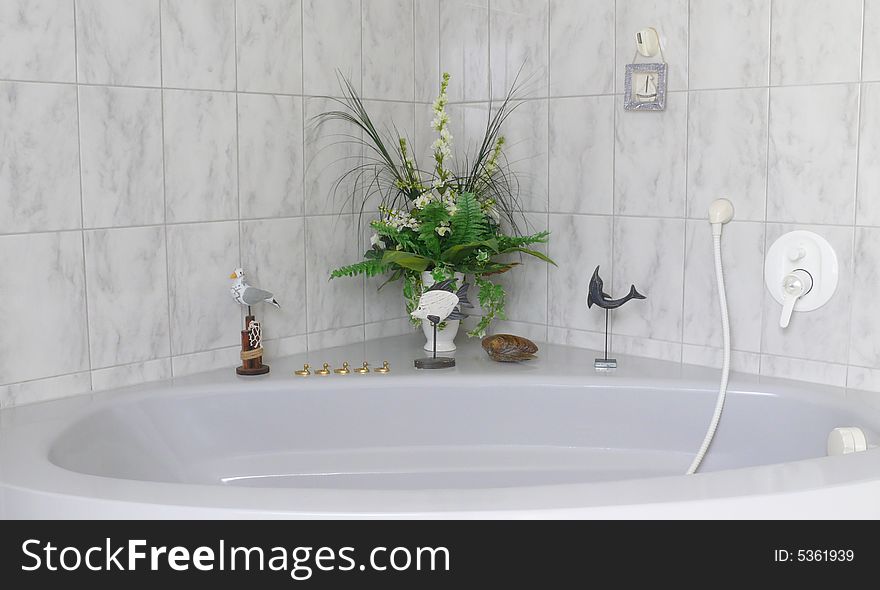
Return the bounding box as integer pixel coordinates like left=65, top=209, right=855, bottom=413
left=624, top=63, right=667, bottom=111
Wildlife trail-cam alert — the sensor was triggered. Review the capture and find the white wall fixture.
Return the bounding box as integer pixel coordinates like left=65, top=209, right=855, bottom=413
left=624, top=27, right=667, bottom=111
left=764, top=231, right=838, bottom=328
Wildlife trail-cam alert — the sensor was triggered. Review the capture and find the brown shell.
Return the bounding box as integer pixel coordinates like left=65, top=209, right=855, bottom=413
left=481, top=334, right=538, bottom=362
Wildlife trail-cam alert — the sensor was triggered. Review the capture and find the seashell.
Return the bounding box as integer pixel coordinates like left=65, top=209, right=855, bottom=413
left=481, top=334, right=538, bottom=362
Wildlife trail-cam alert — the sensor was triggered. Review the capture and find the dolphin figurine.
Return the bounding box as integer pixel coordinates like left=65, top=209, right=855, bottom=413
left=586, top=266, right=646, bottom=309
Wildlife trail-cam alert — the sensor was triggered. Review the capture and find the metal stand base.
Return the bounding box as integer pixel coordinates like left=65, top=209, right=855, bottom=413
left=414, top=357, right=456, bottom=369
left=594, top=358, right=617, bottom=371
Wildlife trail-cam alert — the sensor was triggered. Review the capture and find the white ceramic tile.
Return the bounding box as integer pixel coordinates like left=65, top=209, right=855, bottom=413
left=444, top=102, right=491, bottom=154
left=688, top=0, right=770, bottom=89
left=166, top=221, right=241, bottom=355
left=84, top=227, right=170, bottom=368
left=0, top=232, right=88, bottom=384
left=0, top=82, right=80, bottom=234
left=0, top=0, right=76, bottom=82
left=760, top=354, right=848, bottom=388
left=303, top=0, right=361, bottom=96
left=163, top=90, right=238, bottom=223
left=236, top=0, right=303, bottom=94
left=308, top=324, right=365, bottom=350
left=363, top=0, right=414, bottom=101
left=161, top=0, right=235, bottom=90
left=79, top=85, right=164, bottom=228
left=495, top=214, right=548, bottom=325
left=847, top=365, right=880, bottom=395
left=171, top=345, right=240, bottom=377
left=681, top=344, right=761, bottom=374
left=546, top=326, right=605, bottom=351
left=261, top=334, right=308, bottom=360
left=490, top=320, right=547, bottom=342
left=767, top=84, right=859, bottom=225
left=849, top=227, right=880, bottom=368
left=303, top=97, right=361, bottom=215
left=500, top=98, right=548, bottom=213
left=770, top=0, right=862, bottom=86
left=241, top=218, right=307, bottom=341
left=91, top=358, right=171, bottom=391
left=365, top=318, right=414, bottom=341
left=0, top=372, right=91, bottom=409
left=547, top=214, right=612, bottom=332
left=865, top=0, right=880, bottom=82
left=614, top=92, right=687, bottom=217
left=306, top=215, right=364, bottom=333
left=490, top=0, right=549, bottom=98
left=687, top=88, right=768, bottom=222
left=611, top=217, right=684, bottom=343
left=440, top=0, right=489, bottom=101
left=238, top=93, right=303, bottom=219
left=549, top=95, right=613, bottom=214
left=761, top=223, right=853, bottom=363
left=612, top=333, right=682, bottom=363
left=415, top=0, right=441, bottom=102
left=75, top=0, right=161, bottom=86
left=682, top=220, right=764, bottom=352
left=615, top=0, right=688, bottom=92
left=857, top=83, right=880, bottom=226
left=549, top=0, right=614, bottom=97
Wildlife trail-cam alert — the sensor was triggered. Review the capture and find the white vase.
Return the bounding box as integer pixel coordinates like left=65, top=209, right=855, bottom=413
left=420, top=271, right=464, bottom=352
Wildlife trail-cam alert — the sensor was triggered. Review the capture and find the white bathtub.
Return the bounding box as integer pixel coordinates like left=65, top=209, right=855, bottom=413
left=3, top=335, right=880, bottom=519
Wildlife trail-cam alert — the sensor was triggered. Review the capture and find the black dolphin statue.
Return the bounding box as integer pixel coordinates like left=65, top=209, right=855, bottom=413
left=587, top=266, right=646, bottom=309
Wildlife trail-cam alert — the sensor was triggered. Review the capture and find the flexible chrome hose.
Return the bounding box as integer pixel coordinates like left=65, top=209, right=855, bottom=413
left=687, top=233, right=731, bottom=475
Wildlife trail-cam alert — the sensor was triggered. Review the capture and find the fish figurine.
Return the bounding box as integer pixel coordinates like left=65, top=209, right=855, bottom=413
left=410, top=279, right=472, bottom=324
left=586, top=265, right=646, bottom=309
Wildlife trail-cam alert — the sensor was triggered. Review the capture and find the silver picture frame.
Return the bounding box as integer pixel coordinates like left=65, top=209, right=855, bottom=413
left=624, top=63, right=667, bottom=111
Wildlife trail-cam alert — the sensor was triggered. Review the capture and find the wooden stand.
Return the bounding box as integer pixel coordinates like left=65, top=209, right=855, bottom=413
left=236, top=313, right=270, bottom=376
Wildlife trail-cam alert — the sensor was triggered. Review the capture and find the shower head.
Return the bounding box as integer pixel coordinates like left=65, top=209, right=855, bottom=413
left=708, top=198, right=734, bottom=236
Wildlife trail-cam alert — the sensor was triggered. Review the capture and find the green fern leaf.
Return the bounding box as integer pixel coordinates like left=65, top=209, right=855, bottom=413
left=448, top=192, right=487, bottom=247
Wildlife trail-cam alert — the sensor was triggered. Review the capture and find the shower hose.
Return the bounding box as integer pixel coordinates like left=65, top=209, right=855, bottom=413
left=686, top=232, right=731, bottom=475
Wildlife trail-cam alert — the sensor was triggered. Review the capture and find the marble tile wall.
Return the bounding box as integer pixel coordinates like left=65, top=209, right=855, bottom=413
left=5, top=0, right=880, bottom=406
left=0, top=0, right=434, bottom=406
left=463, top=0, right=880, bottom=396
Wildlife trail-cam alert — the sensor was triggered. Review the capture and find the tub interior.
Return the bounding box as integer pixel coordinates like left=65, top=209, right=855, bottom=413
left=48, top=384, right=879, bottom=490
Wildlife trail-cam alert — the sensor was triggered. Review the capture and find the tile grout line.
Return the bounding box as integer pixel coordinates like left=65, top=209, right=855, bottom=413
left=679, top=0, right=691, bottom=363
left=609, top=0, right=617, bottom=352
left=233, top=0, right=244, bottom=341
left=71, top=0, right=94, bottom=392
left=360, top=0, right=367, bottom=346
left=545, top=0, right=551, bottom=341
left=158, top=0, right=176, bottom=375
left=759, top=0, right=775, bottom=377
left=845, top=0, right=869, bottom=387
left=301, top=0, right=311, bottom=352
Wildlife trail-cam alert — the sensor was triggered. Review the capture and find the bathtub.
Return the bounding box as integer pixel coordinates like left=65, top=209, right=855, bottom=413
left=2, top=335, right=880, bottom=519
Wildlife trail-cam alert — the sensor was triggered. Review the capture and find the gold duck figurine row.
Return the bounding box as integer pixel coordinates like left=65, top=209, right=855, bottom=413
left=294, top=361, right=391, bottom=376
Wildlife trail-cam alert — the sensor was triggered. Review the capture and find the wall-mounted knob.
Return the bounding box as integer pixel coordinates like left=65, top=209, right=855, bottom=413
left=787, top=247, right=806, bottom=262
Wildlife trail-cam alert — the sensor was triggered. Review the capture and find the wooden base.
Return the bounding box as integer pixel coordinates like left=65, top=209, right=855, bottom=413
left=236, top=364, right=270, bottom=376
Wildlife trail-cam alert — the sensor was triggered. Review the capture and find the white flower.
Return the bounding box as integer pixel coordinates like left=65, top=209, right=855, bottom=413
left=370, top=233, right=385, bottom=249
left=446, top=203, right=459, bottom=216
left=413, top=194, right=432, bottom=209
left=436, top=222, right=451, bottom=236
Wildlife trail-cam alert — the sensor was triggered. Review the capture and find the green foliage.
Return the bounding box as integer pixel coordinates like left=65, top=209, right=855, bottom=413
left=468, top=277, right=506, bottom=338
left=325, top=73, right=558, bottom=338
left=329, top=258, right=389, bottom=279
left=447, top=193, right=486, bottom=247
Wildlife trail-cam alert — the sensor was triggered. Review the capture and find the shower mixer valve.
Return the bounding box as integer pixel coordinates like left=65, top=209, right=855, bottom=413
left=765, top=231, right=838, bottom=329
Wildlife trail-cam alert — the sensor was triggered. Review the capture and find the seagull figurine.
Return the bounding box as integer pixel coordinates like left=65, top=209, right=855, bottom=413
left=229, top=268, right=281, bottom=311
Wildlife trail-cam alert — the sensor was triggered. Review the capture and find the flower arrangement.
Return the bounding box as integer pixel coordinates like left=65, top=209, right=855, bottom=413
left=322, top=73, right=554, bottom=338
